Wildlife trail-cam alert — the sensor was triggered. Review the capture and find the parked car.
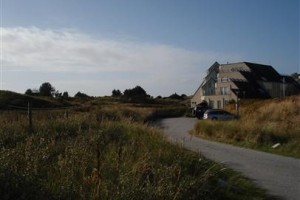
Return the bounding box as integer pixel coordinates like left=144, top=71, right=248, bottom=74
left=203, top=109, right=236, bottom=120
left=194, top=106, right=211, bottom=119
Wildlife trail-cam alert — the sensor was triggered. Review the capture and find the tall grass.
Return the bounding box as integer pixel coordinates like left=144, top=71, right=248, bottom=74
left=0, top=106, right=271, bottom=199
left=192, top=95, right=300, bottom=158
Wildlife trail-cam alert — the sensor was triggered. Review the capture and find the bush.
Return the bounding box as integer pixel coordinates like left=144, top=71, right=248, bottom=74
left=112, top=89, right=122, bottom=97
left=122, top=86, right=150, bottom=103
left=74, top=91, right=90, bottom=99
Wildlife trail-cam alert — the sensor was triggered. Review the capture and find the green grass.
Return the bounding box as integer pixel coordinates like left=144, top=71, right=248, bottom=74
left=191, top=95, right=300, bottom=158
left=0, top=102, right=275, bottom=199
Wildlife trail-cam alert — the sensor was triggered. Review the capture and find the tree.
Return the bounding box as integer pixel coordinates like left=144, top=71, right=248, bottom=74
left=62, top=91, right=69, bottom=99
left=74, top=91, right=90, bottom=99
left=181, top=94, right=187, bottom=99
left=169, top=93, right=184, bottom=100
left=112, top=89, right=122, bottom=97
left=25, top=89, right=33, bottom=96
left=39, top=82, right=55, bottom=97
left=291, top=73, right=299, bottom=80
left=123, top=86, right=148, bottom=99
left=122, top=86, right=150, bottom=103
left=25, top=88, right=39, bottom=96
left=54, top=90, right=62, bottom=98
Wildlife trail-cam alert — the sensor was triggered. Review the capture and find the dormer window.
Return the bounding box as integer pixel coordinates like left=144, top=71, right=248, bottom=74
left=221, top=77, right=228, bottom=82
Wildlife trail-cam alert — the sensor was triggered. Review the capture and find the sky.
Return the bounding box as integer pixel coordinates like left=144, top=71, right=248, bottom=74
left=1, top=0, right=299, bottom=97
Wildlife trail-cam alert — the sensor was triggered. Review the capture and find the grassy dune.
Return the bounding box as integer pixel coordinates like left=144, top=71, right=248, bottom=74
left=191, top=95, right=300, bottom=158
left=0, top=90, right=72, bottom=109
left=0, top=103, right=272, bottom=199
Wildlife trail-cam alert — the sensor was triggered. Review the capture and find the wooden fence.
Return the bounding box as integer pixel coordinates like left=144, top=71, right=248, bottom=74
left=3, top=102, right=73, bottom=133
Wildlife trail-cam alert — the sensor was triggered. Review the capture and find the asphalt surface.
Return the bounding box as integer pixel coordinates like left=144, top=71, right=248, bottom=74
left=159, top=117, right=300, bottom=200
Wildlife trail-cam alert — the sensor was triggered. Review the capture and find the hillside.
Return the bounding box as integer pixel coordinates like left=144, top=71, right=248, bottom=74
left=0, top=90, right=72, bottom=109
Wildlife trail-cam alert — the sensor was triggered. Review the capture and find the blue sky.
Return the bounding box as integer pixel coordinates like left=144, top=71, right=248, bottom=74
left=1, top=0, right=299, bottom=96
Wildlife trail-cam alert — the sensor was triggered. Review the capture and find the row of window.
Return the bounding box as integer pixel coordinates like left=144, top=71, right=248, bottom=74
left=220, top=87, right=230, bottom=95
left=203, top=87, right=230, bottom=96
left=220, top=77, right=229, bottom=82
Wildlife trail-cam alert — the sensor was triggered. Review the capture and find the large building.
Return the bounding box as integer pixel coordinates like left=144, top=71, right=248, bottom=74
left=191, top=62, right=300, bottom=109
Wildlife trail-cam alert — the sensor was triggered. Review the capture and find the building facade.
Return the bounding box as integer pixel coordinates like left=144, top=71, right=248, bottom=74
left=191, top=62, right=300, bottom=108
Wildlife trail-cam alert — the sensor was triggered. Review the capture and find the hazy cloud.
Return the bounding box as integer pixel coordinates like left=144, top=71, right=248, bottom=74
left=1, top=27, right=241, bottom=95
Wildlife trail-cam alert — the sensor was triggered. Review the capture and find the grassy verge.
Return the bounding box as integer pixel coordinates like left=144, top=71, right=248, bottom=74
left=0, top=106, right=274, bottom=199
left=191, top=95, right=300, bottom=158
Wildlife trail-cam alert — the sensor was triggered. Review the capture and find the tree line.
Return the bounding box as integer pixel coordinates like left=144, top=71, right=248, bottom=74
left=25, top=82, right=89, bottom=99
left=112, top=86, right=187, bottom=101
left=25, top=82, right=187, bottom=101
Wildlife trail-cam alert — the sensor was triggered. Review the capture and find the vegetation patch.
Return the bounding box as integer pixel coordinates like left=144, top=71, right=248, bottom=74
left=0, top=90, right=71, bottom=109
left=191, top=95, right=300, bottom=158
left=0, top=104, right=272, bottom=199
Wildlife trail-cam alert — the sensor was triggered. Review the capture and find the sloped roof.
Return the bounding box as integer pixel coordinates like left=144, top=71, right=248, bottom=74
left=244, top=62, right=282, bottom=82
left=229, top=62, right=282, bottom=98
left=231, top=79, right=270, bottom=99
left=207, top=61, right=220, bottom=74
left=282, top=75, right=300, bottom=90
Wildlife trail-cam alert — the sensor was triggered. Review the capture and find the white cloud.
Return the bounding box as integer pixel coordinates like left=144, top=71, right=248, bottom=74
left=1, top=26, right=241, bottom=96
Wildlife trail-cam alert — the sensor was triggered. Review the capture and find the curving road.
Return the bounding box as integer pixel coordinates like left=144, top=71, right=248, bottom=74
left=159, top=117, right=300, bottom=200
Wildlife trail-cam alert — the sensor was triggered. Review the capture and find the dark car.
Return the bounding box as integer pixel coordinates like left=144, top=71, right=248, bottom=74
left=203, top=109, right=236, bottom=120
left=194, top=106, right=211, bottom=119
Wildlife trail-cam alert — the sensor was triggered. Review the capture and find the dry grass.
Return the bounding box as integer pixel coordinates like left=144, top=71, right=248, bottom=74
left=0, top=104, right=272, bottom=199
left=192, top=95, right=300, bottom=158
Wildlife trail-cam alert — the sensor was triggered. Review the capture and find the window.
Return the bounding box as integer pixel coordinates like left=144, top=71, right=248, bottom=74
left=217, top=100, right=221, bottom=108
left=209, top=100, right=214, bottom=108
left=221, top=77, right=228, bottom=82
left=226, top=87, right=230, bottom=95
left=220, top=87, right=230, bottom=95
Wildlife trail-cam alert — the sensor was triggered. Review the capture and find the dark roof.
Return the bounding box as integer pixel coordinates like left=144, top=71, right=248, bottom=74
left=281, top=75, right=300, bottom=90
left=231, top=62, right=282, bottom=98
left=244, top=62, right=282, bottom=82
left=231, top=79, right=270, bottom=99
left=207, top=62, right=220, bottom=74
left=232, top=71, right=300, bottom=98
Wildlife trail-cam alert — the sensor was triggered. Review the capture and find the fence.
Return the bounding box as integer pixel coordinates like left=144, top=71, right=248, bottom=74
left=2, top=102, right=73, bottom=133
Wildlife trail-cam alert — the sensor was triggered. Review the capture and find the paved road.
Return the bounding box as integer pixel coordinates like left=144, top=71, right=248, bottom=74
left=159, top=117, right=300, bottom=200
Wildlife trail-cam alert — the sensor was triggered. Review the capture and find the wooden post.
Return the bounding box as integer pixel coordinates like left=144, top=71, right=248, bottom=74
left=64, top=110, right=69, bottom=119
left=236, top=91, right=240, bottom=116
left=283, top=77, right=285, bottom=98
left=28, top=102, right=33, bottom=132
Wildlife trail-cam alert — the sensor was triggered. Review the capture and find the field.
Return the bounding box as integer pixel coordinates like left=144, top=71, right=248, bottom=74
left=0, top=91, right=273, bottom=199
left=191, top=95, right=300, bottom=158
